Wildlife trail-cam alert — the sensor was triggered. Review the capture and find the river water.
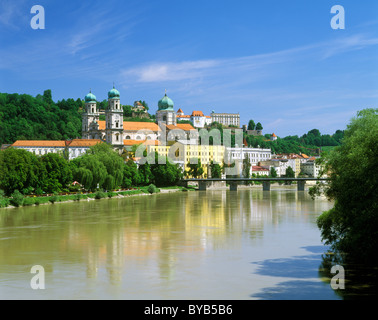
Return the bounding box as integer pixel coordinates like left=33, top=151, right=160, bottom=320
left=0, top=188, right=345, bottom=300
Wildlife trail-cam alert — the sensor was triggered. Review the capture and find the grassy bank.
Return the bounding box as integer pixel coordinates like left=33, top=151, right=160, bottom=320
left=0, top=185, right=196, bottom=209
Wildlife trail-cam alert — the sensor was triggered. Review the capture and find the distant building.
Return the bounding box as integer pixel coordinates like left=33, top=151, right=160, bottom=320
left=11, top=139, right=103, bottom=160
left=176, top=109, right=212, bottom=128
left=270, top=133, right=277, bottom=141
left=252, top=166, right=270, bottom=176
left=227, top=147, right=272, bottom=166
left=211, top=111, right=240, bottom=127
left=148, top=140, right=225, bottom=176
left=300, top=158, right=323, bottom=178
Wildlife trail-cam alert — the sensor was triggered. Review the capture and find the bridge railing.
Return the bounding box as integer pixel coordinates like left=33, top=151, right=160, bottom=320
left=181, top=177, right=329, bottom=191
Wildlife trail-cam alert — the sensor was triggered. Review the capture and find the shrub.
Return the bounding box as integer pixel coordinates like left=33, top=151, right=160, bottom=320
left=0, top=196, right=10, bottom=208
left=10, top=190, right=24, bottom=207
left=147, top=184, right=157, bottom=194
left=35, top=187, right=44, bottom=196
left=94, top=191, right=107, bottom=199
left=74, top=193, right=82, bottom=201
left=49, top=195, right=58, bottom=204
left=107, top=192, right=117, bottom=198
left=23, top=197, right=36, bottom=206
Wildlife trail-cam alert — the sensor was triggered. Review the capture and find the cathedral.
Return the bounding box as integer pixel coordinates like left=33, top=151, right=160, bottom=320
left=81, top=87, right=193, bottom=149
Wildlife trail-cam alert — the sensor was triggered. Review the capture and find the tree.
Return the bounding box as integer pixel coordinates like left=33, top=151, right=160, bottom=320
left=209, top=161, right=222, bottom=179
left=283, top=166, right=295, bottom=185
left=247, top=120, right=256, bottom=130
left=187, top=158, right=204, bottom=178
left=0, top=148, right=42, bottom=195
left=270, top=167, right=277, bottom=178
left=242, top=154, right=251, bottom=179
left=310, top=108, right=378, bottom=264
left=149, top=152, right=183, bottom=187
left=255, top=122, right=263, bottom=131
left=40, top=153, right=73, bottom=193
left=71, top=143, right=123, bottom=191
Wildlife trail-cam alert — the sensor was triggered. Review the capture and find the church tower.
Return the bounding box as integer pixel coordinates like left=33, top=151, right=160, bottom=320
left=82, top=90, right=101, bottom=139
left=156, top=90, right=176, bottom=126
left=105, top=86, right=124, bottom=148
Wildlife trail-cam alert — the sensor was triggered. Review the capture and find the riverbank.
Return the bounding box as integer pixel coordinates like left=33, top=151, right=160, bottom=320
left=0, top=182, right=317, bottom=210
left=0, top=185, right=194, bottom=210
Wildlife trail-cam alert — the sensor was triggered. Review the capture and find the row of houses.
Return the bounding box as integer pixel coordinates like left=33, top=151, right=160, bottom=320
left=6, top=140, right=323, bottom=178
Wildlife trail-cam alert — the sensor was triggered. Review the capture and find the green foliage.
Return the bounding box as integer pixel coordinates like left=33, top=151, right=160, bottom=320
left=94, top=191, right=107, bottom=199
left=107, top=191, right=117, bottom=198
left=147, top=184, right=158, bottom=194
left=242, top=154, right=251, bottom=179
left=40, top=153, right=72, bottom=193
left=49, top=194, right=58, bottom=204
left=187, top=158, right=204, bottom=178
left=0, top=91, right=82, bottom=145
left=72, top=143, right=124, bottom=191
left=270, top=167, right=277, bottom=178
left=10, top=190, right=24, bottom=207
left=150, top=153, right=183, bottom=187
left=0, top=190, right=10, bottom=208
left=312, top=108, right=378, bottom=264
left=255, top=122, right=263, bottom=131
left=209, top=161, right=222, bottom=179
left=247, top=120, right=256, bottom=130
left=0, top=148, right=42, bottom=196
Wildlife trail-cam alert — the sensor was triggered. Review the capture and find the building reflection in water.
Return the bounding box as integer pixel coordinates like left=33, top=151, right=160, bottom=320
left=0, top=189, right=332, bottom=288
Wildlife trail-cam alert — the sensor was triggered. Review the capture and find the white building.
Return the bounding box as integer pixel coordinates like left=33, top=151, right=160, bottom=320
left=300, top=159, right=322, bottom=178
left=227, top=147, right=272, bottom=166
left=176, top=109, right=212, bottom=128
left=11, top=139, right=103, bottom=160
left=211, top=111, right=240, bottom=127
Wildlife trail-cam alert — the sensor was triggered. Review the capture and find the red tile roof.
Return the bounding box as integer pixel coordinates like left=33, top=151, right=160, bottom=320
left=68, top=139, right=103, bottom=147
left=191, top=111, right=204, bottom=117
left=11, top=140, right=66, bottom=147
left=252, top=166, right=269, bottom=171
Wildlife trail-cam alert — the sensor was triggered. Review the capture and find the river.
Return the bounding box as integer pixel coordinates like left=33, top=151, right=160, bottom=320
left=0, top=188, right=349, bottom=300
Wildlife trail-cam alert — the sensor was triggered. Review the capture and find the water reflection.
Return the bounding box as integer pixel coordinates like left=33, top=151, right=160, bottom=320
left=0, top=189, right=345, bottom=299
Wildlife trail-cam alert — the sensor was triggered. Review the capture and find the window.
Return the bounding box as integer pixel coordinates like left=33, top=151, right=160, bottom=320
left=126, top=136, right=131, bottom=140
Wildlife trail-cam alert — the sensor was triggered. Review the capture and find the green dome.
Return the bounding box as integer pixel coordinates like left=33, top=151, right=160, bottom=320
left=158, top=93, right=174, bottom=111
left=85, top=91, right=96, bottom=103
left=108, top=87, right=120, bottom=99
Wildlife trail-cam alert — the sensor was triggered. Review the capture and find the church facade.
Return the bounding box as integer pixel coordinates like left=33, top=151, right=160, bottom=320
left=81, top=87, right=189, bottom=149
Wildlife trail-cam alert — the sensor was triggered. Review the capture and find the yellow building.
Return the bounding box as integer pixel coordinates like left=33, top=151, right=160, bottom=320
left=148, top=140, right=225, bottom=177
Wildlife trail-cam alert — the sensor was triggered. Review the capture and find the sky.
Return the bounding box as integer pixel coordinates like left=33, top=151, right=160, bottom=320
left=0, top=0, right=377, bottom=137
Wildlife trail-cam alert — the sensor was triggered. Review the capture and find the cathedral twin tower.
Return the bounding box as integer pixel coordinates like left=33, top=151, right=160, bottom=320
left=82, top=87, right=124, bottom=148
left=82, top=86, right=177, bottom=148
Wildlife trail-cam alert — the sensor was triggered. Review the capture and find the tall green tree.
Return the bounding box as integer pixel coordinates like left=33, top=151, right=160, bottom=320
left=270, top=167, right=278, bottom=178
left=40, top=153, right=73, bottom=193
left=0, top=148, right=42, bottom=195
left=255, top=122, right=263, bottom=131
left=310, top=108, right=378, bottom=264
left=209, top=161, right=222, bottom=179
left=242, top=154, right=251, bottom=179
left=247, top=120, right=256, bottom=130
left=187, top=158, right=204, bottom=178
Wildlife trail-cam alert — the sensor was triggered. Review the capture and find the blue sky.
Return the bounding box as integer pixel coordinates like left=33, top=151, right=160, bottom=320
left=1, top=0, right=377, bottom=137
